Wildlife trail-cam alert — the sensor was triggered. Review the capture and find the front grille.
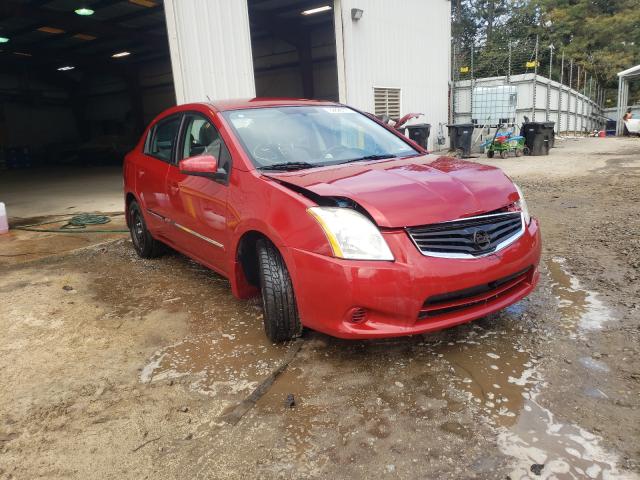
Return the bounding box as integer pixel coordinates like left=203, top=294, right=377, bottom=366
left=418, top=267, right=532, bottom=319
left=407, top=212, right=523, bottom=257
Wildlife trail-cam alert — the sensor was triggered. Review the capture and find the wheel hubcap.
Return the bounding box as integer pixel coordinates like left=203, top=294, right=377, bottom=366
left=132, top=211, right=145, bottom=250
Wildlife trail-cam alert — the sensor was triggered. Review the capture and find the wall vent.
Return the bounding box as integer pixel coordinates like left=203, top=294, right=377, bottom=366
left=374, top=87, right=401, bottom=120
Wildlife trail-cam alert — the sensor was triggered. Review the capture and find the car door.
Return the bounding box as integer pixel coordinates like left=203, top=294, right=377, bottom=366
left=164, top=112, right=231, bottom=274
left=137, top=114, right=182, bottom=236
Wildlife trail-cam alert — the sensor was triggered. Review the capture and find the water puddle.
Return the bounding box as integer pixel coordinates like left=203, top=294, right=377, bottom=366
left=440, top=326, right=538, bottom=428
left=132, top=245, right=634, bottom=478
left=442, top=322, right=635, bottom=479
left=498, top=385, right=636, bottom=479
left=547, top=257, right=612, bottom=335
left=139, top=303, right=291, bottom=402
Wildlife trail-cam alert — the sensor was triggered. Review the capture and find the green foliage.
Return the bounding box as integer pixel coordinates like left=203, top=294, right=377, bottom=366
left=540, top=0, right=640, bottom=84
left=453, top=0, right=640, bottom=95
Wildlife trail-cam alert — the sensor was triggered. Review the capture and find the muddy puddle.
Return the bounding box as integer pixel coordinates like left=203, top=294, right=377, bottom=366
left=547, top=257, right=612, bottom=334
left=134, top=246, right=634, bottom=478
left=135, top=273, right=290, bottom=403
left=431, top=304, right=632, bottom=480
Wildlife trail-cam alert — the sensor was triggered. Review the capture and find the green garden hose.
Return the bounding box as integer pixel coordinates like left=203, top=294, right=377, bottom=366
left=14, top=213, right=129, bottom=233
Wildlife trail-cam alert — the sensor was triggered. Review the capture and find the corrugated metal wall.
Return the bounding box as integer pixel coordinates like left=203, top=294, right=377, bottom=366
left=164, top=0, right=256, bottom=104
left=454, top=74, right=604, bottom=133
left=334, top=0, right=452, bottom=151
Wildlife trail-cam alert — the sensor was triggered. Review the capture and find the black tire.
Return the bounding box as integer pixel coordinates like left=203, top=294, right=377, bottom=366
left=128, top=200, right=163, bottom=258
left=487, top=150, right=495, bottom=158
left=257, top=239, right=302, bottom=342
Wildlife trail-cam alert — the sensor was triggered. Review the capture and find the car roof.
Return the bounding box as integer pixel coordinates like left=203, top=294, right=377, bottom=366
left=196, top=97, right=340, bottom=112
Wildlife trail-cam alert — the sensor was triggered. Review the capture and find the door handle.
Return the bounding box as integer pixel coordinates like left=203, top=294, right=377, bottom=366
left=138, top=169, right=145, bottom=178
left=168, top=182, right=180, bottom=194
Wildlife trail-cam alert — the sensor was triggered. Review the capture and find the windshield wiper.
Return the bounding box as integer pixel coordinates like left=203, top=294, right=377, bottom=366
left=258, top=162, right=317, bottom=171
left=339, top=154, right=395, bottom=164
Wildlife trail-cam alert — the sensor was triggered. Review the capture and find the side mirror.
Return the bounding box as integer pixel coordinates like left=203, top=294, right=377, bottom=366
left=179, top=154, right=226, bottom=181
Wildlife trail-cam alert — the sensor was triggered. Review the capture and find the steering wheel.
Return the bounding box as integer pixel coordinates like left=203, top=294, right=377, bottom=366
left=253, top=142, right=316, bottom=163
left=253, top=143, right=286, bottom=163
left=324, top=145, right=352, bottom=158
left=324, top=144, right=367, bottom=160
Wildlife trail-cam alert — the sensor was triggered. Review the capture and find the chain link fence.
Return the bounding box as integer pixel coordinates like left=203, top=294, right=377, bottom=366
left=451, top=38, right=606, bottom=135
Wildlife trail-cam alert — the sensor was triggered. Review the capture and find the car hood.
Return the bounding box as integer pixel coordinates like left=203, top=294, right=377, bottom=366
left=263, top=155, right=520, bottom=228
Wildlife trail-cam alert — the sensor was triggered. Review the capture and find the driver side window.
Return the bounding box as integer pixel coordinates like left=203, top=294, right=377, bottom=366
left=179, top=114, right=232, bottom=180
left=182, top=116, right=221, bottom=159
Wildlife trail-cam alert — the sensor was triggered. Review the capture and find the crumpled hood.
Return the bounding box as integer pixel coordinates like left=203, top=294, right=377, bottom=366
left=263, top=154, right=520, bottom=228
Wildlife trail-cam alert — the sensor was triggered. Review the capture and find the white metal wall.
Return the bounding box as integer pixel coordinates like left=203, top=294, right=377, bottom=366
left=164, top=0, right=256, bottom=104
left=334, top=0, right=452, bottom=150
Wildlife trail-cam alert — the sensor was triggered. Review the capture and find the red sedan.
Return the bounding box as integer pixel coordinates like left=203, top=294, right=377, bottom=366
left=124, top=99, right=541, bottom=342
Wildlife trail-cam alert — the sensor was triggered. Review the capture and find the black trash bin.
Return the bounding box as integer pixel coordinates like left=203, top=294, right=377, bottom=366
left=405, top=123, right=431, bottom=149
left=521, top=122, right=550, bottom=156
left=542, top=121, right=555, bottom=148
left=447, top=123, right=474, bottom=158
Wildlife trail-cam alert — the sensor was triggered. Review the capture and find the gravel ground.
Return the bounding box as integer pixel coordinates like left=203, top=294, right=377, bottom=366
left=0, top=136, right=638, bottom=479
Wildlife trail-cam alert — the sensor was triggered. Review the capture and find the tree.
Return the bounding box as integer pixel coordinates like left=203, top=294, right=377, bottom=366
left=452, top=0, right=640, bottom=101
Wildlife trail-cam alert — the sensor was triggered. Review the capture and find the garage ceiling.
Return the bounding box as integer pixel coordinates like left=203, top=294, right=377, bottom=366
left=249, top=0, right=335, bottom=39
left=0, top=0, right=169, bottom=74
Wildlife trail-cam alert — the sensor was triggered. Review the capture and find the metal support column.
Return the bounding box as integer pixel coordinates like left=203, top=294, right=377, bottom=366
left=532, top=35, right=539, bottom=121
left=557, top=51, right=564, bottom=133
left=546, top=44, right=554, bottom=122
left=567, top=60, right=573, bottom=135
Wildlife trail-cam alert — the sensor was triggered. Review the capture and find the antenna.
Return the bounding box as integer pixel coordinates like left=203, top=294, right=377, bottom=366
left=206, top=94, right=212, bottom=102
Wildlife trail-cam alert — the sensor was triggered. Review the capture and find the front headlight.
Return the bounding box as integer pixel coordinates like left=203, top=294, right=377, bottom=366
left=307, top=207, right=394, bottom=261
left=514, top=184, right=531, bottom=225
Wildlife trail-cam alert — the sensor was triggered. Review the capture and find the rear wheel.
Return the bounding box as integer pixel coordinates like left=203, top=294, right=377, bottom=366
left=128, top=200, right=163, bottom=258
left=500, top=150, right=508, bottom=159
left=515, top=148, right=524, bottom=157
left=257, top=239, right=302, bottom=342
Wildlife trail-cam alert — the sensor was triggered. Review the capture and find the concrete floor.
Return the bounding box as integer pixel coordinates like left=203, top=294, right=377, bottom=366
left=0, top=166, right=123, bottom=220
left=1, top=138, right=639, bottom=479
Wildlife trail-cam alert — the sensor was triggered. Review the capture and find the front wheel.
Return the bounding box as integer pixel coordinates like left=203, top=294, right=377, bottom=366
left=257, top=239, right=302, bottom=342
left=487, top=150, right=495, bottom=158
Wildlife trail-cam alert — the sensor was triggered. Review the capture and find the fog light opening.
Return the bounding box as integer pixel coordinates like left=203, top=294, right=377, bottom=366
left=349, top=307, right=368, bottom=324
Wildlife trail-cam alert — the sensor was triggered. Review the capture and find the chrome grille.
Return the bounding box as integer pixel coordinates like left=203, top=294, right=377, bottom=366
left=407, top=212, right=524, bottom=258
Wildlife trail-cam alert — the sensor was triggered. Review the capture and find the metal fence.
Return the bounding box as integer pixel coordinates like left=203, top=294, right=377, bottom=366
left=451, top=38, right=606, bottom=134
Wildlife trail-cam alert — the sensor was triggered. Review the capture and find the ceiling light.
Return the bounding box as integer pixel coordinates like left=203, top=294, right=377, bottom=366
left=73, top=33, right=96, bottom=41
left=75, top=8, right=95, bottom=16
left=13, top=52, right=32, bottom=57
left=38, top=26, right=65, bottom=34
left=112, top=51, right=131, bottom=58
left=57, top=66, right=75, bottom=71
left=301, top=5, right=332, bottom=15
left=129, top=0, right=157, bottom=7
left=0, top=37, right=9, bottom=43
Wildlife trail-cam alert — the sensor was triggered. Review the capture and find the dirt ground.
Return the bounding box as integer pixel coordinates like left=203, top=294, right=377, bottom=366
left=0, top=137, right=639, bottom=479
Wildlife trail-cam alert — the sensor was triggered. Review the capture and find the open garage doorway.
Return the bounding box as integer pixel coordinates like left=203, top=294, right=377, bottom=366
left=0, top=0, right=175, bottom=172
left=247, top=0, right=339, bottom=101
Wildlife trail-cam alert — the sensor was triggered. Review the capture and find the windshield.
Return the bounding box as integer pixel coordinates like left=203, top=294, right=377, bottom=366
left=222, top=106, right=419, bottom=170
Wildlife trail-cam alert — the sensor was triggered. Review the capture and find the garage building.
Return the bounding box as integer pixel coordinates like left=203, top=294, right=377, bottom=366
left=0, top=0, right=450, bottom=177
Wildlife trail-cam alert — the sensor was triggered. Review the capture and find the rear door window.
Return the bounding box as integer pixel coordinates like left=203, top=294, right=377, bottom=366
left=147, top=115, right=181, bottom=162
